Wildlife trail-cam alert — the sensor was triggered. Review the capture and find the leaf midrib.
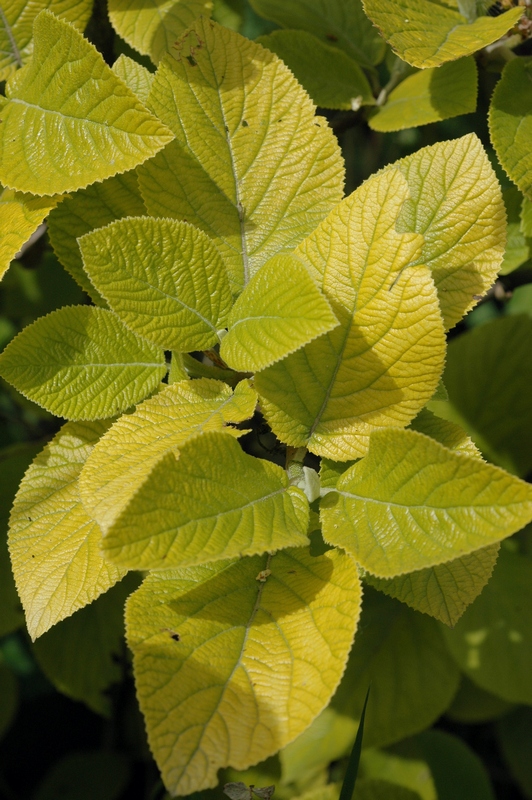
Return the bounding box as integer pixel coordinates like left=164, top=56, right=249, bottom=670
left=0, top=6, right=23, bottom=69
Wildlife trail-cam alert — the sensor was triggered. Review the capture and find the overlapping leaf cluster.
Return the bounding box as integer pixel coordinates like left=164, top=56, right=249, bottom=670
left=1, top=3, right=532, bottom=797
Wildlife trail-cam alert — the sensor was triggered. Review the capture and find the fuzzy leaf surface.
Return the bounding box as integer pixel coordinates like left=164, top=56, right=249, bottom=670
left=47, top=171, right=146, bottom=304
left=490, top=57, right=532, bottom=200
left=0, top=0, right=92, bottom=80
left=321, top=428, right=532, bottom=577
left=112, top=54, right=154, bottom=103
left=362, top=0, right=523, bottom=68
left=220, top=254, right=338, bottom=372
left=138, top=18, right=344, bottom=294
left=256, top=168, right=445, bottom=460
left=8, top=422, right=125, bottom=640
left=80, top=217, right=231, bottom=352
left=256, top=31, right=375, bottom=110
left=79, top=379, right=257, bottom=532
left=249, top=0, right=385, bottom=67
left=0, top=11, right=173, bottom=195
left=103, top=431, right=309, bottom=569
left=108, top=0, right=211, bottom=64
left=367, top=545, right=499, bottom=627
left=0, top=188, right=60, bottom=280
left=369, top=57, right=477, bottom=132
left=0, top=306, right=166, bottom=420
left=126, top=547, right=362, bottom=794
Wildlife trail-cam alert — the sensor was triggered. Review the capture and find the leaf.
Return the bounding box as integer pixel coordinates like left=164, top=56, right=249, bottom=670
left=521, top=196, right=532, bottom=237
left=220, top=254, right=339, bottom=373
left=103, top=431, right=309, bottom=569
left=256, top=168, right=446, bottom=461
left=444, top=315, right=532, bottom=477
left=321, top=428, right=532, bottom=577
left=249, top=0, right=385, bottom=68
left=339, top=688, right=370, bottom=800
left=0, top=306, right=167, bottom=420
left=31, top=577, right=134, bottom=715
left=354, top=781, right=422, bottom=800
left=490, top=57, right=532, bottom=201
left=47, top=170, right=146, bottom=304
left=362, top=0, right=523, bottom=68
left=138, top=18, right=344, bottom=294
left=409, top=408, right=481, bottom=459
left=499, top=188, right=532, bottom=276
left=0, top=11, right=174, bottom=195
left=108, top=0, right=211, bottom=65
left=366, top=544, right=500, bottom=627
left=8, top=422, right=126, bottom=640
left=447, top=675, right=514, bottom=724
left=80, top=217, right=232, bottom=352
left=256, top=31, right=375, bottom=111
left=389, top=134, right=506, bottom=330
left=442, top=549, right=532, bottom=705
left=331, top=588, right=460, bottom=748
left=112, top=54, right=154, bottom=104
left=0, top=665, right=18, bottom=739
left=224, top=783, right=254, bottom=800
left=358, top=750, right=435, bottom=800
left=497, top=707, right=532, bottom=799
left=126, top=547, right=362, bottom=795
left=34, top=752, right=130, bottom=800
left=369, top=57, right=477, bottom=132
left=79, top=378, right=257, bottom=532
left=0, top=0, right=93, bottom=80
left=0, top=189, right=61, bottom=280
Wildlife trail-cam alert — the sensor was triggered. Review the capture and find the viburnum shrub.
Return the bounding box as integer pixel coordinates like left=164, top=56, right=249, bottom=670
left=2, top=0, right=532, bottom=797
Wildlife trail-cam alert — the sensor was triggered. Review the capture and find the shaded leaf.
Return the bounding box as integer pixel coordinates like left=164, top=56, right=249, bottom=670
left=79, top=378, right=257, bottom=531
left=362, top=0, right=522, bottom=68
left=126, top=547, right=362, bottom=794
left=499, top=187, right=532, bottom=276
left=447, top=675, right=514, bottom=724
left=34, top=751, right=130, bottom=800
left=409, top=408, right=481, bottom=459
left=497, top=707, right=532, bottom=799
left=321, top=427, right=532, bottom=577
left=369, top=57, right=477, bottom=132
left=0, top=11, right=173, bottom=195
left=256, top=168, right=445, bottom=460
left=0, top=306, right=167, bottom=420
left=112, top=54, right=154, bottom=104
left=220, top=254, right=338, bottom=372
left=0, top=189, right=61, bottom=280
left=8, top=422, right=126, bottom=639
left=138, top=18, right=344, bottom=294
left=0, top=665, right=18, bottom=739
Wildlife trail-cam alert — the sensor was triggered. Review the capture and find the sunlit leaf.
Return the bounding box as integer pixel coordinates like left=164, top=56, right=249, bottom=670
left=256, top=31, right=375, bottom=110
left=0, top=306, right=167, bottom=420
left=0, top=11, right=174, bottom=195
left=369, top=57, right=477, bottom=132
left=108, top=0, right=211, bottom=64
left=138, top=18, right=344, bottom=294
left=256, top=168, right=445, bottom=460
left=126, top=547, right=362, bottom=794
left=79, top=378, right=257, bottom=532
left=8, top=422, right=126, bottom=640
left=220, top=254, right=339, bottom=373
left=112, top=54, right=154, bottom=104
left=103, top=431, right=309, bottom=569
left=362, top=0, right=523, bottom=68
left=409, top=408, right=481, bottom=458
left=0, top=188, right=61, bottom=280
left=321, top=427, right=532, bottom=577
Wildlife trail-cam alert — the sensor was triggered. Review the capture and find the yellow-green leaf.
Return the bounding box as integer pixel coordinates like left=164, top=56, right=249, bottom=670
left=80, top=217, right=231, bottom=352
left=331, top=588, right=460, bottom=748
left=409, top=407, right=481, bottom=458
left=79, top=378, right=257, bottom=532
left=138, top=18, right=344, bottom=294
left=321, top=427, right=532, bottom=577
left=256, top=168, right=446, bottom=461
left=362, top=0, right=523, bottom=68
left=256, top=30, right=375, bottom=111
left=112, top=54, right=154, bottom=103
left=32, top=578, right=134, bottom=714
left=0, top=306, right=167, bottom=420
left=249, top=0, right=385, bottom=68
left=0, top=0, right=93, bottom=80
left=126, top=547, right=362, bottom=795
left=103, top=431, right=309, bottom=569
left=367, top=544, right=500, bottom=627
left=389, top=134, right=506, bottom=330
left=369, top=57, right=477, bottom=132
left=0, top=188, right=61, bottom=280
left=0, top=11, right=174, bottom=195
left=490, top=57, right=532, bottom=201
left=499, top=187, right=532, bottom=276
left=108, top=0, right=211, bottom=65
left=220, top=254, right=338, bottom=373
left=47, top=170, right=146, bottom=304
left=8, top=422, right=126, bottom=640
